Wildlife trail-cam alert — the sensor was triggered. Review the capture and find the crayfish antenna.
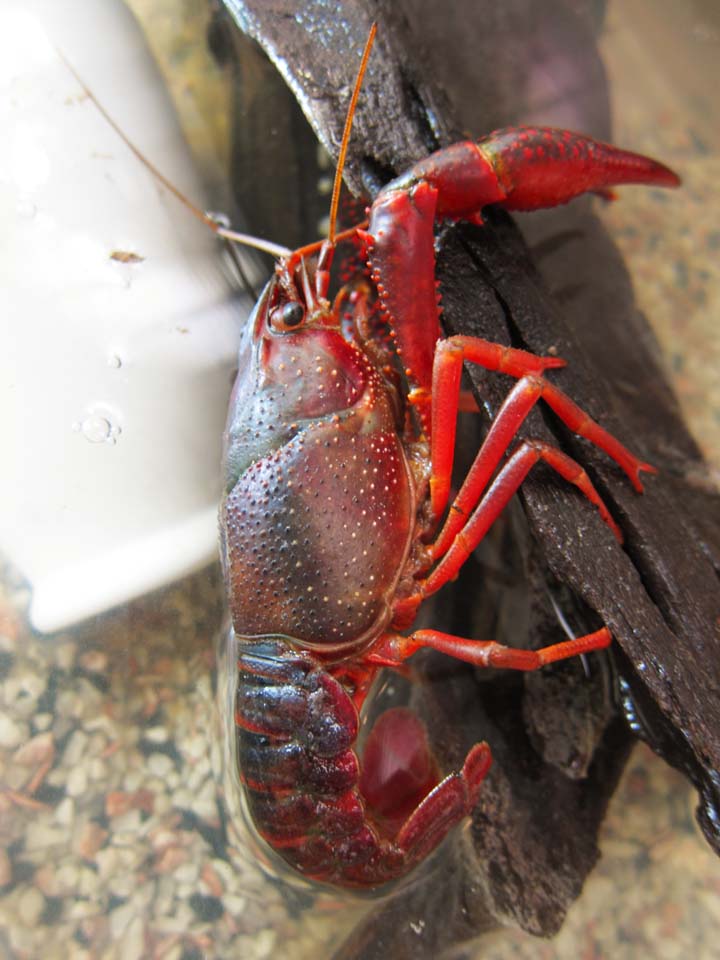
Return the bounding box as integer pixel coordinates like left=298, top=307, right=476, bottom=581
left=291, top=22, right=377, bottom=303
left=295, top=21, right=377, bottom=302
left=327, top=22, right=377, bottom=248
left=55, top=46, right=292, bottom=261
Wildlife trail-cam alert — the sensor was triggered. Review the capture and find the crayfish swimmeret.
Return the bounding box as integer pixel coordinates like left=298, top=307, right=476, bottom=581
left=220, top=27, right=679, bottom=888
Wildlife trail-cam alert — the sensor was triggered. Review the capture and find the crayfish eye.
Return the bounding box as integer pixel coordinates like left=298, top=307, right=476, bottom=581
left=269, top=301, right=305, bottom=332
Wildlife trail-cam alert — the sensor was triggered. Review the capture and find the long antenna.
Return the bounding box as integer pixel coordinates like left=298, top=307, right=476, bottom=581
left=56, top=48, right=292, bottom=260
left=327, top=22, right=377, bottom=246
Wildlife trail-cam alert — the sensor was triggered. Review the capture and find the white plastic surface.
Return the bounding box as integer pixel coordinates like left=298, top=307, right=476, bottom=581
left=0, top=0, right=257, bottom=632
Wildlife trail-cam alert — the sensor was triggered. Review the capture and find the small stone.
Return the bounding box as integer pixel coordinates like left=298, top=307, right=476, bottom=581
left=123, top=771, right=143, bottom=792
left=68, top=899, right=100, bottom=921
left=65, top=764, right=88, bottom=797
left=109, top=901, right=135, bottom=938
left=182, top=733, right=207, bottom=762
left=159, top=942, right=183, bottom=960
left=172, top=788, right=192, bottom=809
left=150, top=829, right=178, bottom=851
left=0, top=849, right=11, bottom=886
left=173, top=862, right=199, bottom=886
left=8, top=924, right=34, bottom=954
left=84, top=714, right=118, bottom=737
left=105, top=788, right=154, bottom=818
left=5, top=671, right=46, bottom=714
left=106, top=791, right=133, bottom=817
left=18, top=886, right=45, bottom=925
left=147, top=753, right=173, bottom=777
left=186, top=763, right=210, bottom=793
left=95, top=847, right=119, bottom=882
left=79, top=650, right=108, bottom=674
left=123, top=915, right=145, bottom=960
left=62, top=729, right=88, bottom=766
left=55, top=796, right=75, bottom=827
left=108, top=871, right=135, bottom=899
left=34, top=863, right=60, bottom=897
left=200, top=861, right=224, bottom=897
left=32, top=713, right=52, bottom=732
left=154, top=846, right=187, bottom=874
left=56, top=863, right=80, bottom=890
left=211, top=859, right=236, bottom=890
left=25, top=823, right=66, bottom=851
left=75, top=821, right=108, bottom=860
left=13, top=731, right=54, bottom=767
left=87, top=732, right=108, bottom=756
left=0, top=713, right=25, bottom=748
left=87, top=758, right=108, bottom=781
left=144, top=725, right=168, bottom=743
left=77, top=866, right=100, bottom=897
left=223, top=894, right=247, bottom=916
left=254, top=928, right=278, bottom=959
left=151, top=790, right=172, bottom=817
left=55, top=641, right=77, bottom=671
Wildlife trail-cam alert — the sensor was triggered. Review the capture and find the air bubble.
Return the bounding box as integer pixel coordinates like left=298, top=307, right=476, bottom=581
left=75, top=408, right=122, bottom=445
left=80, top=414, right=112, bottom=443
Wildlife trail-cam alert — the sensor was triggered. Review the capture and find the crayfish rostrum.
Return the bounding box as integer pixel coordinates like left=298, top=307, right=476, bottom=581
left=220, top=27, right=679, bottom=888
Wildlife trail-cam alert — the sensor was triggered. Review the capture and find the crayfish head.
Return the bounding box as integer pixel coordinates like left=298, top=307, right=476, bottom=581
left=222, top=264, right=375, bottom=491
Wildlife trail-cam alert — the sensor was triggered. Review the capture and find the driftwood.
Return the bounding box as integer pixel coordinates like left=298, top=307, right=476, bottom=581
left=216, top=0, right=720, bottom=951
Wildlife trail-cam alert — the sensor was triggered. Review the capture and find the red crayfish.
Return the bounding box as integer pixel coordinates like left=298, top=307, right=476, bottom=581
left=219, top=27, right=679, bottom=888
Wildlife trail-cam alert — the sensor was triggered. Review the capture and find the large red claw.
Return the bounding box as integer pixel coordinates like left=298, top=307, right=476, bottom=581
left=477, top=125, right=681, bottom=212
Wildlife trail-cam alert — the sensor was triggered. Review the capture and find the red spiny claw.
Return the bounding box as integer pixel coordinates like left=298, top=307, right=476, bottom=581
left=476, top=126, right=681, bottom=212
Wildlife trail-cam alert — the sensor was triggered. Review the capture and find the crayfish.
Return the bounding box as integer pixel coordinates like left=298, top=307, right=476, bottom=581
left=218, top=25, right=680, bottom=890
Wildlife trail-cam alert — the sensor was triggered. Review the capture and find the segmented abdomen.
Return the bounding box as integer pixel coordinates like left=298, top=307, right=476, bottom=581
left=235, top=639, right=403, bottom=886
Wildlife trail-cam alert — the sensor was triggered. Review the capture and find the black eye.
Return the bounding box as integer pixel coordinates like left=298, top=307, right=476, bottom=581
left=269, top=301, right=305, bottom=331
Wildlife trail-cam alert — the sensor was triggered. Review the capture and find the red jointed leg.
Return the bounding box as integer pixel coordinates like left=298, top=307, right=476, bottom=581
left=428, top=438, right=622, bottom=598
left=429, top=335, right=654, bottom=536
left=370, top=626, right=611, bottom=672
left=429, top=340, right=566, bottom=518
left=538, top=380, right=656, bottom=492
left=432, top=377, right=545, bottom=555
left=447, top=336, right=655, bottom=491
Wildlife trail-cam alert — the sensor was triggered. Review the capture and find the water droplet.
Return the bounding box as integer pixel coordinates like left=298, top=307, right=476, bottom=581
left=107, top=354, right=122, bottom=369
left=80, top=414, right=112, bottom=443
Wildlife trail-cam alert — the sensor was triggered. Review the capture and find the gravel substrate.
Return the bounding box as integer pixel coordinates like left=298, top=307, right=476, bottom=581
left=0, top=564, right=368, bottom=959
